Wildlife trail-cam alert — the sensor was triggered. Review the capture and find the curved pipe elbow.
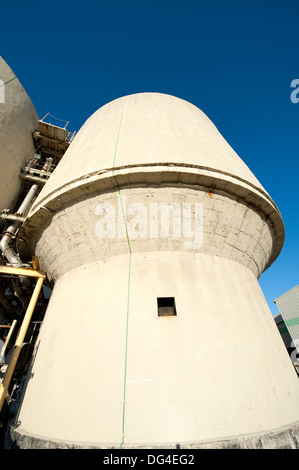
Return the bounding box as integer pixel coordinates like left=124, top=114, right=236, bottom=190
left=0, top=236, right=30, bottom=288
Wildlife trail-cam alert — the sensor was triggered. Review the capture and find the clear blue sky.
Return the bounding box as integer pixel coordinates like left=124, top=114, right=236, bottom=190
left=1, top=0, right=298, bottom=315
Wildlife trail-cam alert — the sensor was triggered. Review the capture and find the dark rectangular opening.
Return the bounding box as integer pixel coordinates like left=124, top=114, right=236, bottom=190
left=157, top=297, right=177, bottom=317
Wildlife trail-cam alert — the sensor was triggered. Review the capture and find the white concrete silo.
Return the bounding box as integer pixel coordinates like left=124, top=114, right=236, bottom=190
left=13, top=93, right=299, bottom=448
left=0, top=57, right=38, bottom=213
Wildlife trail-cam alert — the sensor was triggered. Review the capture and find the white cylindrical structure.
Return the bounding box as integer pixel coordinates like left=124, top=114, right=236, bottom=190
left=0, top=57, right=38, bottom=213
left=13, top=93, right=299, bottom=449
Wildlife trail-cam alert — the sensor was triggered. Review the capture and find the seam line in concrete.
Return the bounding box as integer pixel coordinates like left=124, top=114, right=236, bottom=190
left=111, top=98, right=132, bottom=449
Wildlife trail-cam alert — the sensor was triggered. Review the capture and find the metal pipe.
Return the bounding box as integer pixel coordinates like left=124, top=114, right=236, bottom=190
left=1, top=320, right=17, bottom=360
left=0, top=184, right=39, bottom=287
left=0, top=184, right=39, bottom=256
left=0, top=157, right=52, bottom=279
left=0, top=276, right=44, bottom=412
left=16, top=184, right=39, bottom=216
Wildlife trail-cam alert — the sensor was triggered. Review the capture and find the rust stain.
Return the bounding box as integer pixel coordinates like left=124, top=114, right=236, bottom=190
left=207, top=192, right=213, bottom=198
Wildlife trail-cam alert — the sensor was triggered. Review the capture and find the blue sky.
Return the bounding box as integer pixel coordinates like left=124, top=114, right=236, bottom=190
left=1, top=0, right=298, bottom=315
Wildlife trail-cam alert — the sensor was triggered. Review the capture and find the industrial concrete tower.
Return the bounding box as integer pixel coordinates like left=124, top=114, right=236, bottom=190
left=0, top=57, right=39, bottom=212
left=4, top=92, right=299, bottom=448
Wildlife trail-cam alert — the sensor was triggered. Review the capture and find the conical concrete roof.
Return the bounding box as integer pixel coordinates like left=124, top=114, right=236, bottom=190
left=33, top=92, right=268, bottom=200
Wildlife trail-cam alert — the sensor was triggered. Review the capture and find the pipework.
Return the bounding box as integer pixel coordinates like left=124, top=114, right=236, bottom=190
left=0, top=159, right=53, bottom=287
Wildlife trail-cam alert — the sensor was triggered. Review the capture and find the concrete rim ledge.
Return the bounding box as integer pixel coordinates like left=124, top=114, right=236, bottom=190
left=29, top=163, right=279, bottom=215
left=9, top=420, right=299, bottom=449
left=19, top=164, right=285, bottom=272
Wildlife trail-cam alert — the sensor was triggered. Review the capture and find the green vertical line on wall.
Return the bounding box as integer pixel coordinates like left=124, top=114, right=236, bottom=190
left=112, top=98, right=132, bottom=448
left=0, top=76, right=16, bottom=87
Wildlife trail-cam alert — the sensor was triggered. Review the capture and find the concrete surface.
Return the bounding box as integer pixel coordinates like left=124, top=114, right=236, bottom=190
left=12, top=93, right=299, bottom=448
left=10, top=420, right=299, bottom=449
left=0, top=57, right=39, bottom=212
left=21, top=186, right=275, bottom=281
left=12, top=252, right=299, bottom=447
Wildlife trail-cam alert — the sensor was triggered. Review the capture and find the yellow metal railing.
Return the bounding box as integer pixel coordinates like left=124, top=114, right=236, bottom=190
left=0, top=264, right=45, bottom=412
